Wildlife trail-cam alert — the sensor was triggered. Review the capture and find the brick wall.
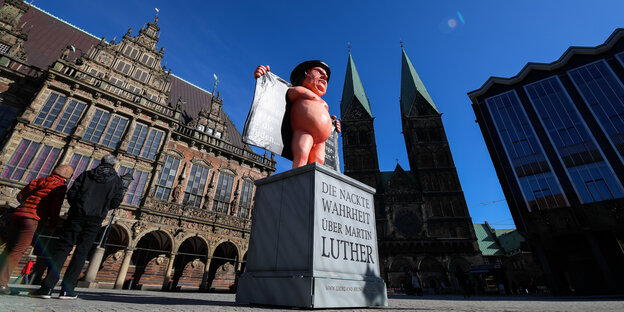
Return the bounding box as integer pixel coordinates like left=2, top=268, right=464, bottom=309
left=210, top=262, right=235, bottom=290
left=175, top=259, right=204, bottom=289
left=137, top=255, right=168, bottom=288
left=95, top=250, right=123, bottom=284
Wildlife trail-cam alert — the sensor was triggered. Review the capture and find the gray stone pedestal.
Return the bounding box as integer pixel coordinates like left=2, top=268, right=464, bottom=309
left=236, top=163, right=387, bottom=308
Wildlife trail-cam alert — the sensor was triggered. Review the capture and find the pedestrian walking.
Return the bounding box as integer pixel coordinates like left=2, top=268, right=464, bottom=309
left=31, top=155, right=124, bottom=300
left=15, top=258, right=35, bottom=285
left=0, top=165, right=73, bottom=295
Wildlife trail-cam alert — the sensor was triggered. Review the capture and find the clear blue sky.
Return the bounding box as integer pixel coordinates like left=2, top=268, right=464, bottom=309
left=33, top=0, right=623, bottom=229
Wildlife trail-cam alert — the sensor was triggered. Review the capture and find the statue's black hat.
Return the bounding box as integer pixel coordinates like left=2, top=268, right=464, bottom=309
left=289, top=60, right=331, bottom=86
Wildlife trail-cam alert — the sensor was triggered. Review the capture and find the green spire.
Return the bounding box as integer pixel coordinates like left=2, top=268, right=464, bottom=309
left=341, top=52, right=373, bottom=118
left=400, top=47, right=438, bottom=116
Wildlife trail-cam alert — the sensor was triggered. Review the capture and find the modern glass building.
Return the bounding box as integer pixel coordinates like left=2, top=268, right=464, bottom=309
left=469, top=29, right=624, bottom=295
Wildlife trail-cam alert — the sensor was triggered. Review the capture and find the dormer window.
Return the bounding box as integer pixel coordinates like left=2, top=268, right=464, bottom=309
left=215, top=131, right=222, bottom=139
left=206, top=128, right=213, bottom=135
left=133, top=68, right=148, bottom=82
left=140, top=54, right=154, bottom=67
left=197, top=124, right=205, bottom=132
left=115, top=61, right=132, bottom=75
left=123, top=46, right=139, bottom=59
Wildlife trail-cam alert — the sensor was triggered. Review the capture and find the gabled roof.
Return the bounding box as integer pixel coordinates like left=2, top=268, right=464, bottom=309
left=473, top=223, right=504, bottom=256
left=468, top=28, right=624, bottom=101
left=13, top=2, right=248, bottom=149
left=340, top=52, right=372, bottom=118
left=400, top=47, right=438, bottom=116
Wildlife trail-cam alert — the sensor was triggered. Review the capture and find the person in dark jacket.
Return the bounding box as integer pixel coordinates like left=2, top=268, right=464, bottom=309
left=31, top=154, right=124, bottom=299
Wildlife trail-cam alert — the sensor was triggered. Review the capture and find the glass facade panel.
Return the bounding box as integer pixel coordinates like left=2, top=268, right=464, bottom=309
left=154, top=155, right=181, bottom=201
left=568, top=60, right=624, bottom=161
left=486, top=90, right=568, bottom=211
left=83, top=109, right=111, bottom=143
left=238, top=180, right=253, bottom=218
left=119, top=166, right=149, bottom=206
left=54, top=99, right=86, bottom=134
left=524, top=76, right=624, bottom=203
left=33, top=92, right=66, bottom=128
left=212, top=172, right=234, bottom=214
left=183, top=164, right=209, bottom=208
left=101, top=116, right=128, bottom=148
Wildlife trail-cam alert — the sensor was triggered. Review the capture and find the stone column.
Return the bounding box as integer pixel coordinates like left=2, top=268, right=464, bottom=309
left=200, top=257, right=212, bottom=291
left=162, top=252, right=176, bottom=290
left=114, top=248, right=134, bottom=289
left=83, top=247, right=105, bottom=284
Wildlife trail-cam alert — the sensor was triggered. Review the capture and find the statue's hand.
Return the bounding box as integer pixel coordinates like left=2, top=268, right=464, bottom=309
left=254, top=65, right=270, bottom=79
left=331, top=115, right=341, bottom=133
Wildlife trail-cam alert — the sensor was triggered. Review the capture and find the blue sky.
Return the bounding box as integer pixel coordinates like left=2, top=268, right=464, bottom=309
left=33, top=0, right=624, bottom=229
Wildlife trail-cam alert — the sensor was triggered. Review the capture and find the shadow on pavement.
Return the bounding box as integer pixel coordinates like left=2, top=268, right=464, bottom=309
left=388, top=294, right=624, bottom=302
left=78, top=291, right=237, bottom=306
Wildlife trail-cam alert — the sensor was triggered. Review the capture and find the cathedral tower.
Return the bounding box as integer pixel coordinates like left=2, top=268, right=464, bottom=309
left=340, top=52, right=379, bottom=188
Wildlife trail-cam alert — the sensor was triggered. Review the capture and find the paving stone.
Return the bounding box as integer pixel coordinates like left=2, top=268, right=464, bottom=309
left=0, top=285, right=623, bottom=312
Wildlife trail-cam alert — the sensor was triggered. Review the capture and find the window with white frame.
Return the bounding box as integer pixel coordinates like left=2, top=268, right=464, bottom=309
left=183, top=164, right=210, bottom=207
left=153, top=155, right=181, bottom=201
left=126, top=123, right=164, bottom=159
left=133, top=68, right=148, bottom=83
left=140, top=54, right=154, bottom=67
left=115, top=60, right=132, bottom=75
left=123, top=46, right=139, bottom=59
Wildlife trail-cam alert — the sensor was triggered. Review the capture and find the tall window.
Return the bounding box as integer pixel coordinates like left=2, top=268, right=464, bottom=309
left=0, top=103, right=18, bottom=140
left=54, top=99, right=86, bottom=134
left=183, top=164, right=209, bottom=208
left=84, top=109, right=110, bottom=142
left=83, top=109, right=129, bottom=148
left=237, top=180, right=254, bottom=218
left=67, top=153, right=100, bottom=187
left=524, top=76, right=624, bottom=203
left=34, top=92, right=66, bottom=128
left=118, top=166, right=149, bottom=206
left=153, top=155, right=181, bottom=201
left=213, top=172, right=234, bottom=214
left=1, top=139, right=61, bottom=182
left=486, top=90, right=568, bottom=211
left=568, top=60, right=624, bottom=161
left=126, top=123, right=164, bottom=159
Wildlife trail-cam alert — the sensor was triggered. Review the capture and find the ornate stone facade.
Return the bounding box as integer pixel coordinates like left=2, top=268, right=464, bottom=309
left=0, top=2, right=274, bottom=291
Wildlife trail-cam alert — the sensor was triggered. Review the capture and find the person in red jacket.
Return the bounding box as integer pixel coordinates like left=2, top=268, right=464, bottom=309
left=0, top=164, right=73, bottom=295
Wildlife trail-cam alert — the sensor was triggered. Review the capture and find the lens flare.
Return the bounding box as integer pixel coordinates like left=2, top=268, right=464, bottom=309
left=448, top=18, right=457, bottom=28
left=457, top=11, right=465, bottom=24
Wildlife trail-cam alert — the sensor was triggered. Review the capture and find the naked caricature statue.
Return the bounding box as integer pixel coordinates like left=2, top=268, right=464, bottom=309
left=254, top=61, right=340, bottom=168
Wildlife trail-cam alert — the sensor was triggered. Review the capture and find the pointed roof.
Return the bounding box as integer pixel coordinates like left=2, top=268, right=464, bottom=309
left=341, top=52, right=373, bottom=118
left=400, top=48, right=438, bottom=116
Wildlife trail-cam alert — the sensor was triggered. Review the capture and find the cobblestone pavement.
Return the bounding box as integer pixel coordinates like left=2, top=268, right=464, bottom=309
left=1, top=285, right=623, bottom=312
